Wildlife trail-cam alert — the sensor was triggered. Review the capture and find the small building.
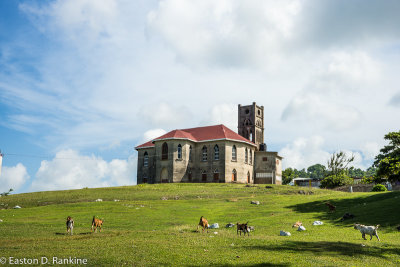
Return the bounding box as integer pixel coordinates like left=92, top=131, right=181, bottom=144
left=291, top=177, right=321, bottom=188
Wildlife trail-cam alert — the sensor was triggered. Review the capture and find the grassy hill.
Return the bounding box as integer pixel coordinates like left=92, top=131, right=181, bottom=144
left=0, top=184, right=399, bottom=266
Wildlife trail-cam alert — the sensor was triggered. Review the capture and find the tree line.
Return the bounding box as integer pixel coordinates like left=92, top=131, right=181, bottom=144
left=282, top=130, right=400, bottom=188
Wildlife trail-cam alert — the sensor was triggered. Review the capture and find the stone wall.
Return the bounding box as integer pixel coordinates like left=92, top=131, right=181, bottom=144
left=137, top=139, right=255, bottom=184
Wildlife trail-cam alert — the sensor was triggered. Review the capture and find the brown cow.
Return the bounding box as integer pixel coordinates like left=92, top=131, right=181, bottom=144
left=197, top=216, right=209, bottom=233
left=91, top=216, right=103, bottom=232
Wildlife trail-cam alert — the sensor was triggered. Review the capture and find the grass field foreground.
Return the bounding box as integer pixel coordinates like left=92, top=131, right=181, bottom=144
left=0, top=184, right=399, bottom=266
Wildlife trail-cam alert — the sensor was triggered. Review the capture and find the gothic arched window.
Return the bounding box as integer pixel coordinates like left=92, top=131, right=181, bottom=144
left=162, top=142, right=168, bottom=160
left=177, top=144, right=182, bottom=159
left=245, top=148, right=248, bottom=164
left=202, top=146, right=208, bottom=161
left=214, top=145, right=219, bottom=160
left=144, top=151, right=149, bottom=167
left=189, top=145, right=192, bottom=161
left=232, top=145, right=237, bottom=161
left=249, top=150, right=252, bottom=165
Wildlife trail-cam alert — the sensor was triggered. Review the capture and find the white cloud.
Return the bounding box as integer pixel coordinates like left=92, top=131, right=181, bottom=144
left=360, top=142, right=381, bottom=161
left=281, top=51, right=382, bottom=131
left=281, top=91, right=362, bottom=131
left=0, top=163, right=30, bottom=192
left=143, top=128, right=167, bottom=142
left=279, top=136, right=331, bottom=169
left=30, top=150, right=136, bottom=192
left=139, top=102, right=193, bottom=129
left=147, top=0, right=301, bottom=69
left=201, top=103, right=237, bottom=130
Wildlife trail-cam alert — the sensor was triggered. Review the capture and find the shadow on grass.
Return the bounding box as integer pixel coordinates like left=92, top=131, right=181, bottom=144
left=55, top=232, right=93, bottom=235
left=241, top=241, right=400, bottom=259
left=286, top=191, right=400, bottom=230
left=212, top=263, right=289, bottom=267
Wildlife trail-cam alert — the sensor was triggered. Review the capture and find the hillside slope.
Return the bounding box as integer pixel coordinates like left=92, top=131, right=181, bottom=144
left=0, top=184, right=399, bottom=266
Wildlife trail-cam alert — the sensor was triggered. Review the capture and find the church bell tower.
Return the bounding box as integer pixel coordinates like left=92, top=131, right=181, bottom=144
left=238, top=102, right=265, bottom=151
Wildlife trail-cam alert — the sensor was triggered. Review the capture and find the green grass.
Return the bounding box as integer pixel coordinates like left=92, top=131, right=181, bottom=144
left=0, top=184, right=399, bottom=266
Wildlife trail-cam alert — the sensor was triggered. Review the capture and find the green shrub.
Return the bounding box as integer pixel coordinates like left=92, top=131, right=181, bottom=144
left=371, top=184, right=387, bottom=192
left=320, top=174, right=353, bottom=189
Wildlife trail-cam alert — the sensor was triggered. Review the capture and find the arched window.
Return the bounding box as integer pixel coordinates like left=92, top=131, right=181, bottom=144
left=202, top=170, right=207, bottom=182
left=232, top=145, right=237, bottom=161
left=144, top=151, right=149, bottom=167
left=232, top=169, right=237, bottom=182
left=214, top=145, right=219, bottom=160
left=202, top=146, right=207, bottom=161
left=249, top=150, right=252, bottom=165
left=189, top=145, right=192, bottom=161
left=245, top=148, right=248, bottom=163
left=162, top=143, right=168, bottom=160
left=177, top=144, right=182, bottom=159
left=213, top=169, right=219, bottom=182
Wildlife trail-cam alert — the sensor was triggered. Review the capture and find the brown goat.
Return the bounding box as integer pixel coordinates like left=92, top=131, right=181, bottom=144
left=237, top=222, right=250, bottom=236
left=197, top=216, right=209, bottom=233
left=325, top=202, right=336, bottom=212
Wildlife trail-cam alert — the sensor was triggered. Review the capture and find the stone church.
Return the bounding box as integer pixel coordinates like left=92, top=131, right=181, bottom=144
left=135, top=102, right=282, bottom=184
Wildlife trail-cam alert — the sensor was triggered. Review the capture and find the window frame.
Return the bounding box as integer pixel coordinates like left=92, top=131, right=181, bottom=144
left=214, top=145, right=219, bottom=161
left=162, top=142, right=168, bottom=160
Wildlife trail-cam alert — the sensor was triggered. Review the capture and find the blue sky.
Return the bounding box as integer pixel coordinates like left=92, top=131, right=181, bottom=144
left=1, top=0, right=400, bottom=193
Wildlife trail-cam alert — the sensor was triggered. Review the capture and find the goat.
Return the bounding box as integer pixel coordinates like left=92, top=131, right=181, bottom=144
left=91, top=216, right=104, bottom=233
left=354, top=224, right=380, bottom=241
left=325, top=202, right=336, bottom=212
left=237, top=222, right=250, bottom=236
left=197, top=216, right=209, bottom=233
left=66, top=216, right=74, bottom=235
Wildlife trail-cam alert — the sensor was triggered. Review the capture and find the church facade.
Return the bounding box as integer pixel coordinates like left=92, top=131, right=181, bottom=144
left=135, top=102, right=282, bottom=184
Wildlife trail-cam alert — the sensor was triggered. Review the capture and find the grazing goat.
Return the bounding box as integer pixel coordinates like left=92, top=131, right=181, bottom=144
left=325, top=202, right=336, bottom=212
left=66, top=216, right=74, bottom=235
left=91, top=216, right=104, bottom=233
left=237, top=222, right=250, bottom=236
left=354, top=224, right=380, bottom=241
left=197, top=216, right=209, bottom=233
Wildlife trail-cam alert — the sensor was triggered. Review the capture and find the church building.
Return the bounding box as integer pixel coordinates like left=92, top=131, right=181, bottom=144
left=135, top=102, right=282, bottom=184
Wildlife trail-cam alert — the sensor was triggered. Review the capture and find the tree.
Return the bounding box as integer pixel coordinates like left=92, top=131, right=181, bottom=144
left=365, top=166, right=377, bottom=177
left=320, top=174, right=353, bottom=189
left=326, top=151, right=355, bottom=177
left=282, top=168, right=296, bottom=185
left=307, top=164, right=326, bottom=179
left=348, top=168, right=365, bottom=178
left=295, top=168, right=309, bottom=178
left=320, top=151, right=355, bottom=189
left=373, top=131, right=400, bottom=183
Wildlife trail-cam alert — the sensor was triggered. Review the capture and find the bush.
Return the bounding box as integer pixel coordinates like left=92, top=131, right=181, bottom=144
left=320, top=174, right=353, bottom=189
left=371, top=184, right=387, bottom=192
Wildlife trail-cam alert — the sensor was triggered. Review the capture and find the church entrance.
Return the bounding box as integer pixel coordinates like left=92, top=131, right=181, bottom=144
left=202, top=172, right=207, bottom=182
left=247, top=172, right=250, bottom=183
left=213, top=172, right=219, bottom=182
left=232, top=169, right=237, bottom=182
left=161, top=168, right=168, bottom=183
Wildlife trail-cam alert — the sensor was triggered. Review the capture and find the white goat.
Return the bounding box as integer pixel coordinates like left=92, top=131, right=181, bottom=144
left=354, top=224, right=380, bottom=241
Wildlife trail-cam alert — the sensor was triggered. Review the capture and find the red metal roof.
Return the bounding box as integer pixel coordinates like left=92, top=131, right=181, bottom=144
left=135, top=124, right=256, bottom=149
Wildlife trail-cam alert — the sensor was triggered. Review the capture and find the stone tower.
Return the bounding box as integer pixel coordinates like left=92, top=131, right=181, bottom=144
left=238, top=102, right=264, bottom=150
